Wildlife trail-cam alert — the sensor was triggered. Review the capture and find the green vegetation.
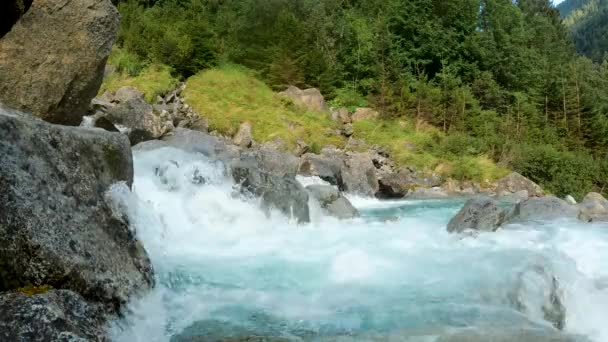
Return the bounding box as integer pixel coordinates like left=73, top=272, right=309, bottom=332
left=106, top=0, right=608, bottom=198
left=559, top=0, right=608, bottom=62
left=99, top=48, right=179, bottom=102
left=183, top=65, right=344, bottom=150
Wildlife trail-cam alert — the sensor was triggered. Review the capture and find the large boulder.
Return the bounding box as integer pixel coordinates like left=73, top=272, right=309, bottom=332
left=232, top=162, right=310, bottom=223
left=299, top=153, right=344, bottom=186
left=508, top=196, right=579, bottom=222
left=0, top=0, right=120, bottom=125
left=447, top=197, right=506, bottom=233
left=578, top=192, right=608, bottom=222
left=0, top=109, right=154, bottom=312
left=154, top=128, right=241, bottom=163
left=306, top=185, right=359, bottom=219
left=279, top=86, right=328, bottom=112
left=0, top=290, right=107, bottom=341
left=243, top=146, right=300, bottom=177
left=340, top=152, right=379, bottom=196
left=91, top=87, right=173, bottom=144
left=495, top=172, right=544, bottom=198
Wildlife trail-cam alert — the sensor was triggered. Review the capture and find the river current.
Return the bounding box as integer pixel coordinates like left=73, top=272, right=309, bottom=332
left=108, top=147, right=608, bottom=342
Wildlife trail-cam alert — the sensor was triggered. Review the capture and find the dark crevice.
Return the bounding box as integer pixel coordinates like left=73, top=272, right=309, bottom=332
left=0, top=0, right=33, bottom=39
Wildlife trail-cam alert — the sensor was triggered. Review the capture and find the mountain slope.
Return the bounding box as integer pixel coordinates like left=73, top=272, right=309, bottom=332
left=559, top=0, right=608, bottom=62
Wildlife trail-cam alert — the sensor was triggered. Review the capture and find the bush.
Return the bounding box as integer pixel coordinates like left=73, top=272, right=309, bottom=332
left=100, top=63, right=179, bottom=103
left=329, top=87, right=369, bottom=112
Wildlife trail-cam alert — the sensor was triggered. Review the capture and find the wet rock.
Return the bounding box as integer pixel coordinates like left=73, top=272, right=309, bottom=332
left=0, top=0, right=119, bottom=125
left=508, top=196, right=579, bottom=222
left=447, top=197, right=506, bottom=233
left=341, top=152, right=379, bottom=196
left=159, top=128, right=241, bottom=163
left=578, top=192, right=608, bottom=222
left=279, top=86, right=328, bottom=112
left=511, top=262, right=566, bottom=330
left=434, top=329, right=583, bottom=342
left=0, top=290, right=107, bottom=342
left=306, top=185, right=359, bottom=219
left=92, top=87, right=172, bottom=144
left=232, top=163, right=310, bottom=223
left=299, top=153, right=344, bottom=186
left=377, top=171, right=411, bottom=199
left=495, top=172, right=543, bottom=198
left=233, top=122, right=253, bottom=148
left=241, top=146, right=300, bottom=177
left=351, top=107, right=379, bottom=121
left=0, top=110, right=154, bottom=313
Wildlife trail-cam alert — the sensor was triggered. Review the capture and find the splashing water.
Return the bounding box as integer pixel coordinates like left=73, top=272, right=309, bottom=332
left=108, top=147, right=608, bottom=341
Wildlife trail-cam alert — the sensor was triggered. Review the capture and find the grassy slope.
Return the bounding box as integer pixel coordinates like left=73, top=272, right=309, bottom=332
left=99, top=48, right=179, bottom=102
left=183, top=65, right=344, bottom=152
left=183, top=65, right=508, bottom=183
left=99, top=47, right=507, bottom=184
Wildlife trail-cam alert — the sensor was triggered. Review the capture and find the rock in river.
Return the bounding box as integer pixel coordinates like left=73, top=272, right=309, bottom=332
left=447, top=197, right=506, bottom=233
left=0, top=109, right=153, bottom=313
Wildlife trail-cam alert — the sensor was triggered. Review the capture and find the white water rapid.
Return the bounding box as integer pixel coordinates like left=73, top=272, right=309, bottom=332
left=108, top=147, right=608, bottom=342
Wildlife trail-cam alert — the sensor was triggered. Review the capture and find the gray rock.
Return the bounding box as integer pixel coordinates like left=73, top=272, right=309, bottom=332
left=306, top=185, right=359, bottom=219
left=511, top=262, right=566, bottom=330
left=407, top=187, right=450, bottom=199
left=0, top=290, right=107, bottom=342
left=342, top=123, right=354, bottom=137
left=233, top=121, right=253, bottom=148
left=244, top=146, right=300, bottom=177
left=331, top=107, right=351, bottom=124
left=578, top=192, right=608, bottom=222
left=509, top=196, right=579, bottom=222
left=306, top=185, right=340, bottom=205
left=0, top=110, right=153, bottom=313
left=341, top=152, right=379, bottom=196
left=495, top=172, right=544, bottom=198
left=447, top=197, right=506, bottom=233
left=93, top=87, right=172, bottom=144
left=160, top=128, right=240, bottom=162
left=0, top=0, right=119, bottom=125
left=299, top=153, right=344, bottom=186
left=279, top=86, right=328, bottom=112
left=377, top=170, right=415, bottom=199
left=232, top=163, right=310, bottom=223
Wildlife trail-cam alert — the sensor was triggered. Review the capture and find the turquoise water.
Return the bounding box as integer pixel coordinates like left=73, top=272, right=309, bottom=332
left=108, top=148, right=608, bottom=341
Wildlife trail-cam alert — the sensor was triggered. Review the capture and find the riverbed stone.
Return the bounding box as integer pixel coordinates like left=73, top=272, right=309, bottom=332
left=578, top=192, right=608, bottom=222
left=0, top=290, right=107, bottom=342
left=508, top=196, right=579, bottom=222
left=306, top=185, right=359, bottom=219
left=232, top=162, right=310, bottom=223
left=0, top=0, right=119, bottom=125
left=0, top=109, right=154, bottom=313
left=495, top=172, right=544, bottom=198
left=341, top=152, right=379, bottom=196
left=447, top=197, right=506, bottom=233
left=299, top=153, right=344, bottom=186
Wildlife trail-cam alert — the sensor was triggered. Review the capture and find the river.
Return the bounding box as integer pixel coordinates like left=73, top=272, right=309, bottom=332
left=108, top=147, right=608, bottom=342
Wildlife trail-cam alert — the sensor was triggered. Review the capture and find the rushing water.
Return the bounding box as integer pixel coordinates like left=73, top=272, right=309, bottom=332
left=108, top=147, right=608, bottom=342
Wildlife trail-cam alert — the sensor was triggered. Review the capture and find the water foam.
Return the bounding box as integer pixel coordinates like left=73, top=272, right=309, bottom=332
left=108, top=147, right=608, bottom=341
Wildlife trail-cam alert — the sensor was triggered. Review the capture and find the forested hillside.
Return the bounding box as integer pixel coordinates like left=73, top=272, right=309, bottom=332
left=108, top=0, right=608, bottom=198
left=559, top=0, right=608, bottom=62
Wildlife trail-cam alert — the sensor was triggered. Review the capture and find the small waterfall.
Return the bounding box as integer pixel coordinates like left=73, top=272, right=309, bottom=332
left=108, top=147, right=608, bottom=342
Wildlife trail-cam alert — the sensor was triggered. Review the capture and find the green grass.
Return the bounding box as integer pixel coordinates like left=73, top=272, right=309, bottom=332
left=352, top=119, right=508, bottom=183
left=99, top=48, right=179, bottom=103
left=183, top=64, right=345, bottom=150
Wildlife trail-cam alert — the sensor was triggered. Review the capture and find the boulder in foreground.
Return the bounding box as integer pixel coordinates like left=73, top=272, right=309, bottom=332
left=0, top=290, right=107, bottom=341
left=306, top=185, right=359, bottom=219
left=0, top=109, right=153, bottom=312
left=447, top=197, right=506, bottom=233
left=0, top=0, right=119, bottom=125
